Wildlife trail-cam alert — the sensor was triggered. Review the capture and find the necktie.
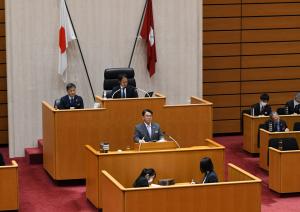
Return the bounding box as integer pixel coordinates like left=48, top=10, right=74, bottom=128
left=276, top=122, right=280, bottom=132
left=70, top=97, right=75, bottom=106
left=121, top=88, right=125, bottom=98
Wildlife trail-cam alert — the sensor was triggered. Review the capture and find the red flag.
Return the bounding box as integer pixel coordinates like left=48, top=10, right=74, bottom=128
left=140, top=0, right=157, bottom=77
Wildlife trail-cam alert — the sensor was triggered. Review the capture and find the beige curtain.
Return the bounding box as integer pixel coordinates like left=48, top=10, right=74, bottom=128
left=6, top=0, right=202, bottom=157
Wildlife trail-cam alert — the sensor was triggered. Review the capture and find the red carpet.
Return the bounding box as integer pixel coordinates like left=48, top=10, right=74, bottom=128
left=215, top=136, right=300, bottom=212
left=1, top=135, right=300, bottom=211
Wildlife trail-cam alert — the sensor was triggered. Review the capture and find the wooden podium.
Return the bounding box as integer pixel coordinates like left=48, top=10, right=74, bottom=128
left=85, top=139, right=225, bottom=209
left=43, top=94, right=213, bottom=180
left=101, top=163, right=261, bottom=212
left=243, top=113, right=300, bottom=154
left=133, top=141, right=178, bottom=151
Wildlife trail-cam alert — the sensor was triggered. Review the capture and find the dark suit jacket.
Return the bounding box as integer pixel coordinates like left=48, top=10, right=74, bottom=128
left=285, top=100, right=300, bottom=114
left=251, top=103, right=272, bottom=116
left=111, top=85, right=138, bottom=99
left=134, top=122, right=164, bottom=143
left=58, top=95, right=84, bottom=109
left=133, top=176, right=149, bottom=187
left=265, top=119, right=287, bottom=132
left=203, top=171, right=218, bottom=184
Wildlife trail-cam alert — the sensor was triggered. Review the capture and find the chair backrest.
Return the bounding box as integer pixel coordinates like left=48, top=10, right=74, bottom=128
left=293, top=122, right=300, bottom=131
left=103, top=68, right=136, bottom=91
left=277, top=107, right=286, bottom=115
left=267, top=137, right=299, bottom=165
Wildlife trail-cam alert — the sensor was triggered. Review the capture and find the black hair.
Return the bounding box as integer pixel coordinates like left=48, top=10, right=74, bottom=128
left=200, top=157, right=214, bottom=173
left=260, top=93, right=269, bottom=101
left=133, top=168, right=156, bottom=187
left=118, top=74, right=128, bottom=81
left=66, top=83, right=76, bottom=91
left=142, top=109, right=153, bottom=116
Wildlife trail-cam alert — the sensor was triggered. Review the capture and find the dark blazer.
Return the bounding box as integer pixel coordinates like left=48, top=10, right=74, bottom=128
left=203, top=171, right=218, bottom=184
left=133, top=176, right=149, bottom=187
left=285, top=100, right=300, bottom=114
left=251, top=103, right=272, bottom=116
left=111, top=85, right=138, bottom=99
left=265, top=119, right=288, bottom=132
left=134, top=122, right=164, bottom=143
left=58, top=95, right=84, bottom=109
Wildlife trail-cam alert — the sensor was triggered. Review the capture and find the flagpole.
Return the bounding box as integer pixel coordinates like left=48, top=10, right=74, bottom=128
left=64, top=0, right=96, bottom=102
left=128, top=0, right=148, bottom=68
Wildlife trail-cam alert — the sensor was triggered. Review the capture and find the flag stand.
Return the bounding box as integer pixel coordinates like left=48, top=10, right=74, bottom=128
left=64, top=0, right=96, bottom=102
left=128, top=0, right=148, bottom=68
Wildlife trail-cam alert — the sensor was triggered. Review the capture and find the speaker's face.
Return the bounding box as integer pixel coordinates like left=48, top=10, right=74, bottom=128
left=67, top=87, right=76, bottom=97
left=143, top=112, right=153, bottom=125
left=120, top=77, right=128, bottom=88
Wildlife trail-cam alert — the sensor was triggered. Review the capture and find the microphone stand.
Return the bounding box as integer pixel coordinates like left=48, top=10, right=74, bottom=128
left=111, top=89, right=121, bottom=99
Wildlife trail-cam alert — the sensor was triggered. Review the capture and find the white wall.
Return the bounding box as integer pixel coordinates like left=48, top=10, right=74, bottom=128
left=6, top=0, right=202, bottom=157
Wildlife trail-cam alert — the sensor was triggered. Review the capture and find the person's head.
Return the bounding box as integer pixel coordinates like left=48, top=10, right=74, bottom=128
left=200, top=157, right=214, bottom=173
left=270, top=112, right=280, bottom=122
left=66, top=83, right=76, bottom=97
left=139, top=168, right=156, bottom=184
left=260, top=93, right=269, bottom=106
left=118, top=74, right=128, bottom=88
left=295, top=93, right=300, bottom=103
left=142, top=109, right=153, bottom=125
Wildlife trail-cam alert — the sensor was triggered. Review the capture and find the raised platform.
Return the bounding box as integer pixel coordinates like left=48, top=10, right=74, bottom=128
left=24, top=139, right=43, bottom=164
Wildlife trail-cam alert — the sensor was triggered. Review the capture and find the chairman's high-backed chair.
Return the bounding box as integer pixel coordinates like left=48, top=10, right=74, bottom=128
left=103, top=68, right=136, bottom=98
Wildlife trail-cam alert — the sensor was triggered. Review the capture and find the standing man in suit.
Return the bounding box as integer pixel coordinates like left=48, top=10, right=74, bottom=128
left=111, top=74, right=138, bottom=98
left=285, top=92, right=300, bottom=114
left=265, top=112, right=289, bottom=132
left=58, top=83, right=84, bottom=109
left=134, top=109, right=164, bottom=143
left=251, top=93, right=272, bottom=116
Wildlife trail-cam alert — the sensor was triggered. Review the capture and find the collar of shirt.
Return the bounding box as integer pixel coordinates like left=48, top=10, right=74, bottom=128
left=294, top=100, right=299, bottom=106
left=69, top=96, right=75, bottom=100
left=144, top=122, right=151, bottom=128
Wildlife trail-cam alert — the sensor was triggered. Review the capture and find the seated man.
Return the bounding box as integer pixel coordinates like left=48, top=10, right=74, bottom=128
left=285, top=92, right=300, bottom=114
left=251, top=93, right=272, bottom=116
left=265, top=112, right=288, bottom=132
left=200, top=157, right=218, bottom=184
left=58, top=83, right=84, bottom=109
left=134, top=109, right=164, bottom=143
left=111, top=74, right=138, bottom=98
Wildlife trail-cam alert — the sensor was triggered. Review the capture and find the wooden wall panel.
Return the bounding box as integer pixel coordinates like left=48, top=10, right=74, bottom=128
left=204, top=18, right=241, bottom=31
left=203, top=0, right=300, bottom=133
left=0, top=2, right=7, bottom=143
left=204, top=69, right=240, bottom=82
left=242, top=29, right=300, bottom=42
left=243, top=16, right=300, bottom=30
left=214, top=120, right=241, bottom=133
left=204, top=56, right=240, bottom=69
left=242, top=54, right=300, bottom=68
left=241, top=80, right=300, bottom=93
left=204, top=44, right=240, bottom=57
left=242, top=3, right=300, bottom=16
left=242, top=42, right=300, bottom=55
left=0, top=91, right=6, bottom=103
left=204, top=5, right=241, bottom=17
left=204, top=95, right=240, bottom=107
left=242, top=67, right=300, bottom=81
left=0, top=104, right=7, bottom=116
left=204, top=82, right=240, bottom=95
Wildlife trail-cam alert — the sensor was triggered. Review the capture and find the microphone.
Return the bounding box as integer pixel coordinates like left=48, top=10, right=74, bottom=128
left=132, top=87, right=151, bottom=97
left=163, top=132, right=180, bottom=148
left=111, top=88, right=121, bottom=99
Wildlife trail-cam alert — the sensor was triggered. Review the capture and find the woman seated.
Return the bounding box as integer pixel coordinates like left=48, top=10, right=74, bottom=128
left=200, top=157, right=218, bottom=184
left=133, top=168, right=156, bottom=187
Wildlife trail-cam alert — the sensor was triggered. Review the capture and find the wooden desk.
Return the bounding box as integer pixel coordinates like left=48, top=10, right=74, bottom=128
left=269, top=148, right=300, bottom=193
left=85, top=139, right=225, bottom=209
left=101, top=163, right=261, bottom=212
left=43, top=94, right=213, bottom=180
left=259, top=129, right=300, bottom=170
left=0, top=160, right=19, bottom=211
left=243, top=113, right=300, bottom=154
